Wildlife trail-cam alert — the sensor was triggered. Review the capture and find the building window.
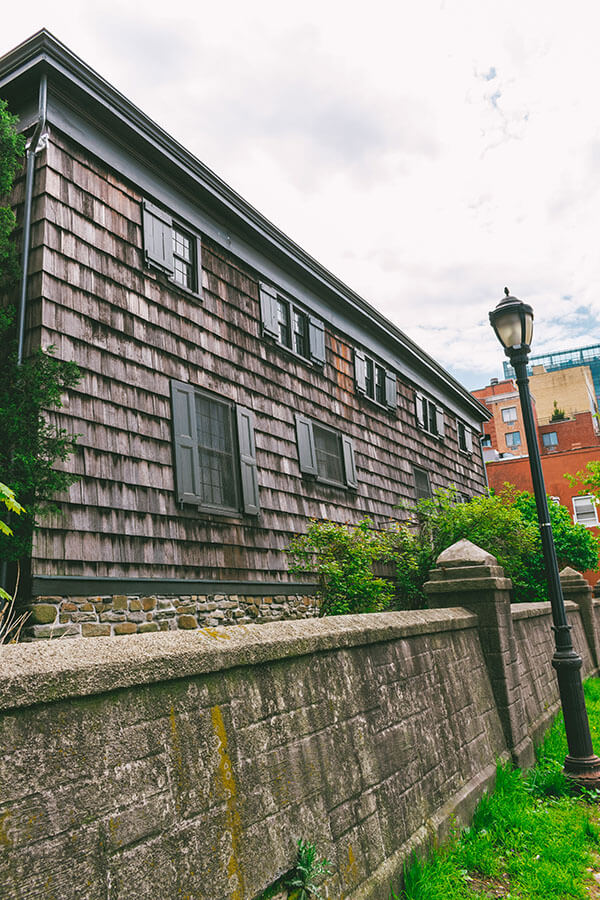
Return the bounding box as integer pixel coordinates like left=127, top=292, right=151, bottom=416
left=170, top=380, right=259, bottom=514
left=502, top=406, right=518, bottom=423
left=415, top=393, right=444, bottom=438
left=142, top=200, right=201, bottom=296
left=549, top=496, right=561, bottom=505
left=542, top=431, right=559, bottom=447
left=573, top=495, right=599, bottom=527
left=457, top=422, right=473, bottom=453
left=259, top=283, right=325, bottom=365
left=295, top=415, right=357, bottom=488
left=172, top=225, right=197, bottom=292
left=414, top=466, right=432, bottom=500
left=481, top=434, right=492, bottom=447
left=354, top=350, right=397, bottom=409
left=506, top=431, right=521, bottom=447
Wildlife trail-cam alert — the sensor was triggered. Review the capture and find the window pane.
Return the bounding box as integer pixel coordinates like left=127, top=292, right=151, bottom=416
left=195, top=396, right=237, bottom=509
left=542, top=431, right=558, bottom=446
left=506, top=431, right=521, bottom=446
left=414, top=467, right=431, bottom=499
left=277, top=299, right=291, bottom=348
left=172, top=226, right=195, bottom=290
left=502, top=407, right=517, bottom=423
left=375, top=365, right=386, bottom=404
left=573, top=495, right=598, bottom=526
left=481, top=434, right=492, bottom=447
left=314, top=425, right=344, bottom=484
left=293, top=308, right=309, bottom=357
left=428, top=401, right=438, bottom=435
left=365, top=358, right=374, bottom=398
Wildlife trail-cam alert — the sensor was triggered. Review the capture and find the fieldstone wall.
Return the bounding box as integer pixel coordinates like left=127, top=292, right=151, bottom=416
left=23, top=592, right=318, bottom=639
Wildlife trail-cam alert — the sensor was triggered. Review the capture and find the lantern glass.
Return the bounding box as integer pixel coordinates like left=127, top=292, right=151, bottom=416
left=495, top=311, right=524, bottom=349
left=524, top=310, right=533, bottom=345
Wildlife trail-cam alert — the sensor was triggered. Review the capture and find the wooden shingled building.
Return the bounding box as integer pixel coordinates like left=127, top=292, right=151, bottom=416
left=0, top=31, right=489, bottom=638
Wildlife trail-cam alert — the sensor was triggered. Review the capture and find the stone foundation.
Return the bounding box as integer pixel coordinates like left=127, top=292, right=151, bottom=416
left=23, top=592, right=319, bottom=639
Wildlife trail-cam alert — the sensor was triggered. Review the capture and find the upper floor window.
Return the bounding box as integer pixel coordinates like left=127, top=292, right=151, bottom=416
left=260, top=283, right=325, bottom=365
left=573, top=495, right=599, bottom=527
left=170, top=380, right=259, bottom=515
left=354, top=350, right=397, bottom=410
left=295, top=415, right=357, bottom=489
left=414, top=466, right=432, bottom=500
left=142, top=200, right=201, bottom=296
left=481, top=434, right=492, bottom=447
left=415, top=393, right=444, bottom=438
left=506, top=431, right=521, bottom=447
left=457, top=422, right=473, bottom=454
left=502, top=406, right=518, bottom=423
left=542, top=431, right=558, bottom=447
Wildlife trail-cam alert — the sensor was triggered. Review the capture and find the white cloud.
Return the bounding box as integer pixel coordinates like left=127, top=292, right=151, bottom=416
left=3, top=0, right=600, bottom=391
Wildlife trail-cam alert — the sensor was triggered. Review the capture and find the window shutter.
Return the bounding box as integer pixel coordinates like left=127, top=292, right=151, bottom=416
left=465, top=427, right=473, bottom=453
left=259, top=283, right=279, bottom=339
left=385, top=371, right=397, bottom=409
left=236, top=405, right=260, bottom=515
left=295, top=414, right=318, bottom=475
left=308, top=316, right=326, bottom=365
left=170, top=380, right=201, bottom=504
left=143, top=201, right=174, bottom=273
left=354, top=350, right=367, bottom=393
left=436, top=407, right=445, bottom=437
left=342, top=436, right=358, bottom=489
left=415, top=393, right=426, bottom=428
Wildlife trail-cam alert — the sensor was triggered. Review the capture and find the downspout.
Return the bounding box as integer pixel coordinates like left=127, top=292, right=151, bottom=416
left=17, top=71, right=48, bottom=363
left=1, top=73, right=48, bottom=599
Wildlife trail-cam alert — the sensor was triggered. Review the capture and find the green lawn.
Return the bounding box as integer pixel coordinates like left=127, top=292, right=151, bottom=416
left=392, top=679, right=600, bottom=900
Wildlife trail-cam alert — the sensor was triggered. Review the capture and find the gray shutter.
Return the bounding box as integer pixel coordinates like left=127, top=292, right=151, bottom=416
left=342, top=436, right=358, bottom=489
left=385, top=371, right=397, bottom=409
left=308, top=316, right=326, bottom=365
left=436, top=407, right=445, bottom=437
left=259, top=283, right=279, bottom=339
left=295, top=414, right=317, bottom=475
left=170, top=380, right=201, bottom=504
left=354, top=350, right=367, bottom=393
left=236, top=405, right=260, bottom=515
left=143, top=201, right=173, bottom=272
left=465, top=427, right=473, bottom=453
left=415, top=393, right=426, bottom=428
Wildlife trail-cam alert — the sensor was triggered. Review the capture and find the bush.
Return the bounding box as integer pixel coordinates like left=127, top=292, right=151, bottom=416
left=286, top=518, right=415, bottom=616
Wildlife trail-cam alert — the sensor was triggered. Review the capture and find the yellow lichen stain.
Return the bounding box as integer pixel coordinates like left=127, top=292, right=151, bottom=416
left=199, top=627, right=232, bottom=641
left=170, top=706, right=186, bottom=813
left=0, top=811, right=12, bottom=847
left=211, top=705, right=245, bottom=900
left=345, top=844, right=359, bottom=885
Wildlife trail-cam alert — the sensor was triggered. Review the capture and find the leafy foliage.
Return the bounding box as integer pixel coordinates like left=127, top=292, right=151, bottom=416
left=565, top=460, right=600, bottom=504
left=0, top=98, right=25, bottom=289
left=287, top=518, right=415, bottom=616
left=0, top=306, right=81, bottom=562
left=285, top=838, right=331, bottom=900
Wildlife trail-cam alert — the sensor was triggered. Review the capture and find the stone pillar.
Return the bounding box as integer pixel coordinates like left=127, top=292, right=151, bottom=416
left=560, top=567, right=600, bottom=669
left=424, top=539, right=534, bottom=769
left=594, top=581, right=600, bottom=601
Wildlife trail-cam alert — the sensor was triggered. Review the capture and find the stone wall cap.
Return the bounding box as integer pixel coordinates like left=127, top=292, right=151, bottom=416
left=435, top=539, right=498, bottom=568
left=0, top=608, right=478, bottom=711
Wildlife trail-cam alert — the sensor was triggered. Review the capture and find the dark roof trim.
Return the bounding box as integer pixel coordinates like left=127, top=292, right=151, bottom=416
left=0, top=29, right=488, bottom=420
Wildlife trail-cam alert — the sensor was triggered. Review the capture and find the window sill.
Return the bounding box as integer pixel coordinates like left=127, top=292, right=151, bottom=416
left=356, top=391, right=396, bottom=415
left=263, top=334, right=322, bottom=368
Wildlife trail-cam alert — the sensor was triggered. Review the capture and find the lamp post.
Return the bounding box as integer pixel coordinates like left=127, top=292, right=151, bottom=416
left=489, top=288, right=600, bottom=786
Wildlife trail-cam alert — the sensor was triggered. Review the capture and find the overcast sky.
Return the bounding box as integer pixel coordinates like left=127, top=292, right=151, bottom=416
left=3, top=1, right=600, bottom=390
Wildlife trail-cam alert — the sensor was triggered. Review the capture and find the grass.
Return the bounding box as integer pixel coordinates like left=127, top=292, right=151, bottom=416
left=391, top=678, right=600, bottom=900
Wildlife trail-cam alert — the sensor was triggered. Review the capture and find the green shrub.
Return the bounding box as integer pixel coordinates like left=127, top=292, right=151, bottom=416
left=286, top=518, right=415, bottom=616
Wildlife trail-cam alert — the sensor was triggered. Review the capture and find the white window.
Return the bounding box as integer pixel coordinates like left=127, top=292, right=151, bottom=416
left=415, top=393, right=445, bottom=438
left=542, top=431, right=558, bottom=447
left=506, top=431, right=521, bottom=447
left=457, top=422, right=473, bottom=454
left=502, top=406, right=518, bottom=423
left=573, top=495, right=599, bottom=527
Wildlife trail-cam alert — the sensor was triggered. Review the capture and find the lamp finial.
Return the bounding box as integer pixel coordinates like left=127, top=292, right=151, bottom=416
left=504, top=286, right=509, bottom=297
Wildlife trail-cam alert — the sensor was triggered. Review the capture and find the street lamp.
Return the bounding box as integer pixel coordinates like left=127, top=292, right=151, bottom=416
left=489, top=288, right=600, bottom=786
